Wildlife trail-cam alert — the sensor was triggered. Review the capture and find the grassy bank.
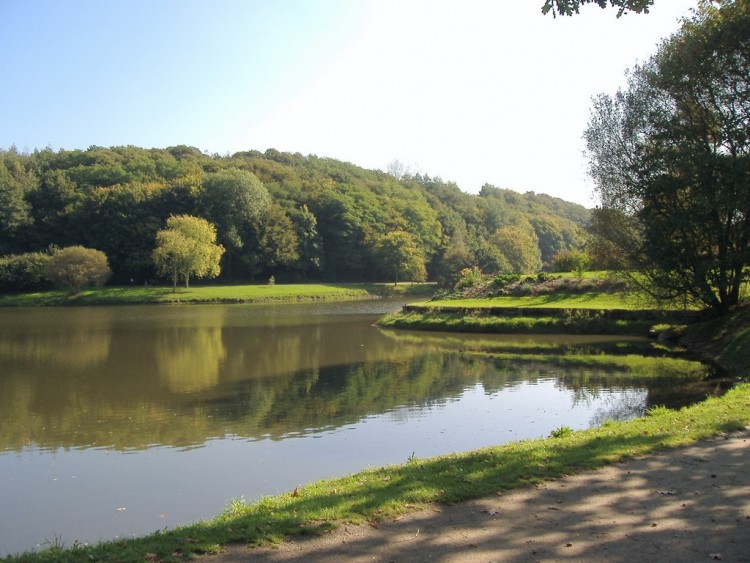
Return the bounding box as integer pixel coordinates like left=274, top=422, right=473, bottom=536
left=8, top=382, right=748, bottom=562
left=0, top=282, right=434, bottom=307
left=683, top=302, right=750, bottom=376
left=426, top=292, right=648, bottom=309
left=5, top=293, right=748, bottom=562
left=378, top=309, right=658, bottom=335
left=378, top=286, right=704, bottom=335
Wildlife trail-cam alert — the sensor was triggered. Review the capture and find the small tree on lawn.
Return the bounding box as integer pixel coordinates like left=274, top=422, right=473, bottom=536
left=153, top=215, right=224, bottom=291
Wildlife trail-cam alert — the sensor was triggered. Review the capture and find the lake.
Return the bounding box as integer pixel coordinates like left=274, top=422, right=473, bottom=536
left=0, top=300, right=719, bottom=556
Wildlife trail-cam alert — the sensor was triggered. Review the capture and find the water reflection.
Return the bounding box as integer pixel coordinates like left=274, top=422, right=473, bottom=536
left=156, top=324, right=227, bottom=393
left=0, top=302, right=728, bottom=556
left=0, top=304, right=722, bottom=454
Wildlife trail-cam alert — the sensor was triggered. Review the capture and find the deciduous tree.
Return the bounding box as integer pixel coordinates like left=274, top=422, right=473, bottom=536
left=584, top=0, right=750, bottom=313
left=542, top=0, right=655, bottom=17
left=292, top=204, right=323, bottom=279
left=257, top=203, right=300, bottom=273
left=0, top=161, right=32, bottom=238
left=201, top=168, right=271, bottom=275
left=373, top=230, right=427, bottom=285
left=153, top=215, right=224, bottom=291
left=492, top=226, right=542, bottom=274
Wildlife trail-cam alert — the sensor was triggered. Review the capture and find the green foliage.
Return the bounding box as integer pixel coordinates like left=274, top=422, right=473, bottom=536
left=0, top=146, right=591, bottom=285
left=433, top=232, right=475, bottom=288
left=551, top=249, right=590, bottom=277
left=550, top=425, right=573, bottom=438
left=455, top=266, right=485, bottom=290
left=153, top=215, right=224, bottom=290
left=43, top=246, right=111, bottom=293
left=373, top=230, right=427, bottom=284
left=491, top=225, right=542, bottom=274
left=0, top=251, right=50, bottom=291
left=492, top=273, right=522, bottom=289
left=292, top=204, right=324, bottom=279
left=73, top=182, right=166, bottom=282
left=257, top=203, right=300, bottom=273
left=585, top=1, right=750, bottom=314
left=542, top=0, right=654, bottom=17
left=0, top=159, right=33, bottom=238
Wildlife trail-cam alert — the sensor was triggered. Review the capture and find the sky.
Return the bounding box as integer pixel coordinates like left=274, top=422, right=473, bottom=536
left=0, top=0, right=699, bottom=207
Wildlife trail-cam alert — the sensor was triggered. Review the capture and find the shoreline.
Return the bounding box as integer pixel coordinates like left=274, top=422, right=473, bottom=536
left=205, top=426, right=750, bottom=562
left=0, top=283, right=434, bottom=308
left=4, top=297, right=748, bottom=562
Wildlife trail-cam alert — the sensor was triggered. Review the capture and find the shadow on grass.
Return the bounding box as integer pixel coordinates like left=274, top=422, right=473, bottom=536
left=234, top=426, right=750, bottom=562
left=19, top=387, right=747, bottom=563
left=183, top=418, right=747, bottom=562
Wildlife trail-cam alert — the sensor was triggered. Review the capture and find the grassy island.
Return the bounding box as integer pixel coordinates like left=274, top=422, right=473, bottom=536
left=378, top=274, right=704, bottom=336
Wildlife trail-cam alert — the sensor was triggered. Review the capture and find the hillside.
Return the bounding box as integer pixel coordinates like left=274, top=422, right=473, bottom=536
left=0, top=146, right=589, bottom=287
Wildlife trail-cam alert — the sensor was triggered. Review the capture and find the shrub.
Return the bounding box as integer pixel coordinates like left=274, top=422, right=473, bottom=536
left=44, top=246, right=112, bottom=293
left=492, top=273, right=521, bottom=290
left=0, top=251, right=51, bottom=291
left=454, top=266, right=484, bottom=290
left=550, top=249, right=590, bottom=277
left=550, top=425, right=573, bottom=438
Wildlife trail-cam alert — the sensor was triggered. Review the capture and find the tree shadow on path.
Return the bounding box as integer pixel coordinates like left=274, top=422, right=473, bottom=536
left=207, top=428, right=750, bottom=562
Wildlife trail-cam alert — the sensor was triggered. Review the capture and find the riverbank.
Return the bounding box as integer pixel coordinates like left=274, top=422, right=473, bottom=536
left=0, top=282, right=433, bottom=307
left=4, top=299, right=748, bottom=563
left=7, top=386, right=748, bottom=561
left=378, top=275, right=703, bottom=337
left=206, top=425, right=750, bottom=562
left=8, top=384, right=750, bottom=562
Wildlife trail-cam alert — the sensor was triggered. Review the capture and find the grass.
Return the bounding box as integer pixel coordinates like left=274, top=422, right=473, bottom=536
left=7, top=383, right=749, bottom=562
left=378, top=310, right=657, bottom=335
left=0, top=282, right=434, bottom=307
left=425, top=292, right=688, bottom=310
left=4, top=288, right=747, bottom=562
left=683, top=302, right=750, bottom=376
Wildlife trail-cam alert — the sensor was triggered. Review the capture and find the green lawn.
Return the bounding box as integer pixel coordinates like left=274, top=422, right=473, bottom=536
left=425, top=292, right=688, bottom=310
left=0, top=283, right=435, bottom=307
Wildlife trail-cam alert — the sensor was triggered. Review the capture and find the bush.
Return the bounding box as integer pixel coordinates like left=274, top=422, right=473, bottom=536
left=0, top=252, right=51, bottom=291
left=454, top=266, right=485, bottom=290
left=44, top=246, right=112, bottom=293
left=492, top=273, right=521, bottom=290
left=550, top=249, right=590, bottom=277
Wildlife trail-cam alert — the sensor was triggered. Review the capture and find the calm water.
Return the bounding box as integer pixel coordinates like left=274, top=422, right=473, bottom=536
left=0, top=300, right=717, bottom=556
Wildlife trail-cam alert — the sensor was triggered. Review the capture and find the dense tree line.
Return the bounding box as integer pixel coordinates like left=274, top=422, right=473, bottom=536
left=0, top=145, right=589, bottom=289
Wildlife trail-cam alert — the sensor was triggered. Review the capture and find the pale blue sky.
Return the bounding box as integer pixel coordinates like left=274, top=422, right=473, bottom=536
left=1, top=0, right=697, bottom=206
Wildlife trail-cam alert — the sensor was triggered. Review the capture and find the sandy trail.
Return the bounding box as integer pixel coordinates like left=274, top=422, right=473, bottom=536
left=203, top=428, right=750, bottom=562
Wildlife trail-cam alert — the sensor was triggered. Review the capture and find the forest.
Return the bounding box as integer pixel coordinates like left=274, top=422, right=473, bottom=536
left=0, top=145, right=589, bottom=290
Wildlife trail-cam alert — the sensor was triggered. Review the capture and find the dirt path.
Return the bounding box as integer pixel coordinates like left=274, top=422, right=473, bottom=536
left=203, top=428, right=750, bottom=562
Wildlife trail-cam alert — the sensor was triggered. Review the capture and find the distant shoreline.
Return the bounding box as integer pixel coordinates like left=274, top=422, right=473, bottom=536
left=0, top=282, right=435, bottom=307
